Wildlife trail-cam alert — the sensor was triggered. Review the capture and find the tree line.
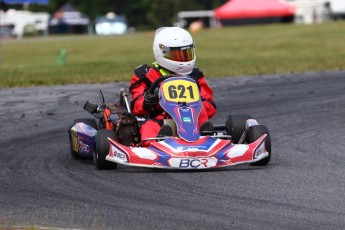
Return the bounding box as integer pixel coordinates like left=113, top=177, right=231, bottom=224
left=1, top=0, right=227, bottom=30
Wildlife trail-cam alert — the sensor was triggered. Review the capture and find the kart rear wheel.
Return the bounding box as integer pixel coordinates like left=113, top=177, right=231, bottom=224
left=226, top=114, right=252, bottom=144
left=247, top=125, right=271, bottom=166
left=94, top=129, right=117, bottom=170
left=69, top=118, right=97, bottom=159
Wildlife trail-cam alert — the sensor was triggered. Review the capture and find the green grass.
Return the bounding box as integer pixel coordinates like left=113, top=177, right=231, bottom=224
left=1, top=21, right=345, bottom=88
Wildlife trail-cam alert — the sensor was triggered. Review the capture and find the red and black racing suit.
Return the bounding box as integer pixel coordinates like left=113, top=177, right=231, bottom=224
left=129, top=63, right=217, bottom=146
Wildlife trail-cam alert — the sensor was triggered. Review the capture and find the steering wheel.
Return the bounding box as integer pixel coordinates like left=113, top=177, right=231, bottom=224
left=148, top=75, right=175, bottom=95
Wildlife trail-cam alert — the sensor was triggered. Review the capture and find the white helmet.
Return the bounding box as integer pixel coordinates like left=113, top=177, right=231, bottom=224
left=153, top=27, right=196, bottom=75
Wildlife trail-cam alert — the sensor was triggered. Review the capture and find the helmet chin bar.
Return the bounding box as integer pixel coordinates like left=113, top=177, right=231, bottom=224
left=174, top=66, right=192, bottom=75
left=160, top=58, right=195, bottom=75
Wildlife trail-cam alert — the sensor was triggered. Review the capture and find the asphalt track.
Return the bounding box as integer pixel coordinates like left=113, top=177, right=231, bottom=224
left=0, top=71, right=345, bottom=229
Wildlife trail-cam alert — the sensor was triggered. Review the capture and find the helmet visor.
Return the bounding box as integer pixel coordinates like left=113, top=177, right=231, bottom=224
left=160, top=44, right=195, bottom=62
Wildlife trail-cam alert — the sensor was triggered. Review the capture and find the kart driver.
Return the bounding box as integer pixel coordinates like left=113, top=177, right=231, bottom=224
left=129, top=26, right=217, bottom=146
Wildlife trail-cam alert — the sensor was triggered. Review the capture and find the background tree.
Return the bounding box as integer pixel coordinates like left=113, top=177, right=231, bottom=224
left=145, top=0, right=199, bottom=29
left=4, top=0, right=227, bottom=30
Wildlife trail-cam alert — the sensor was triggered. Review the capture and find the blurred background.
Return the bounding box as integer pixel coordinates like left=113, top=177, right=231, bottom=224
left=1, top=0, right=345, bottom=88
left=1, top=0, right=344, bottom=39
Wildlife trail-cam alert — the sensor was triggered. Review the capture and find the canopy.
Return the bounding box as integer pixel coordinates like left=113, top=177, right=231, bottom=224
left=214, top=0, right=295, bottom=19
left=1, top=0, right=49, bottom=4
left=331, top=0, right=345, bottom=14
left=95, top=14, right=128, bottom=35
left=49, top=2, right=89, bottom=26
left=48, top=2, right=89, bottom=34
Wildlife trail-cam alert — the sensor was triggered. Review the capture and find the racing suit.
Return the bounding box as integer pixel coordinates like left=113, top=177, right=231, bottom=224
left=129, top=62, right=217, bottom=146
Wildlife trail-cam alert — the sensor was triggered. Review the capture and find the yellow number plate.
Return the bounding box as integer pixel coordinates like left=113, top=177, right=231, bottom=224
left=162, top=79, right=200, bottom=103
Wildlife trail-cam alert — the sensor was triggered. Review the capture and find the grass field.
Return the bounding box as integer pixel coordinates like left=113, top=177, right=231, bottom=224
left=0, top=21, right=345, bottom=88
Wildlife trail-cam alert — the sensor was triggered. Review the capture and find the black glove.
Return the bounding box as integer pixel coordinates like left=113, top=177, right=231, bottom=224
left=143, top=90, right=159, bottom=110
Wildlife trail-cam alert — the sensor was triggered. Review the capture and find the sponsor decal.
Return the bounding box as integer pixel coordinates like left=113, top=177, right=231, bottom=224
left=172, top=144, right=209, bottom=152
left=254, top=142, right=265, bottom=159
left=114, top=151, right=126, bottom=160
left=71, top=129, right=78, bottom=152
left=179, top=158, right=208, bottom=168
left=110, top=145, right=128, bottom=162
left=169, top=157, right=217, bottom=168
left=182, top=117, right=191, bottom=122
left=71, top=127, right=94, bottom=156
left=162, top=137, right=218, bottom=152
left=182, top=116, right=192, bottom=125
left=78, top=139, right=90, bottom=154
left=180, top=108, right=190, bottom=112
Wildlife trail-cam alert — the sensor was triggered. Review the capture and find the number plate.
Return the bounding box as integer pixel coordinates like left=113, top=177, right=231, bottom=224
left=161, top=79, right=200, bottom=103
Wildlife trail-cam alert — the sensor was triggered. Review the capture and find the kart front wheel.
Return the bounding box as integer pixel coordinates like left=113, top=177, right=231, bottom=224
left=69, top=118, right=97, bottom=159
left=247, top=125, right=271, bottom=166
left=226, top=114, right=252, bottom=144
left=94, top=129, right=117, bottom=170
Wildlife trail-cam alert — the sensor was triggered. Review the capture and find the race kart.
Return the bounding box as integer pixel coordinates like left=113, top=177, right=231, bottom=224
left=69, top=76, right=271, bottom=170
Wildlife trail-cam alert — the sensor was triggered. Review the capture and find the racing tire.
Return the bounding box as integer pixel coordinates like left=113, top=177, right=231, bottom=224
left=94, top=129, right=117, bottom=170
left=247, top=125, right=271, bottom=166
left=226, top=114, right=252, bottom=144
left=69, top=118, right=97, bottom=159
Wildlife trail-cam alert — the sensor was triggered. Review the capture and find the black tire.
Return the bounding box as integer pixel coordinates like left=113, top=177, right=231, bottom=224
left=226, top=114, right=252, bottom=144
left=94, top=129, right=117, bottom=170
left=68, top=118, right=97, bottom=159
left=247, top=125, right=271, bottom=166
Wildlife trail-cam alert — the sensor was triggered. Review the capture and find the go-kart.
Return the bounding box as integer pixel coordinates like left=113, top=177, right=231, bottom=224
left=69, top=76, right=271, bottom=170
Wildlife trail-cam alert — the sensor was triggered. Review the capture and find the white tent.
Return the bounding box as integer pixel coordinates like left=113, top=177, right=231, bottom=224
left=330, top=0, right=345, bottom=16
left=0, top=9, right=49, bottom=38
